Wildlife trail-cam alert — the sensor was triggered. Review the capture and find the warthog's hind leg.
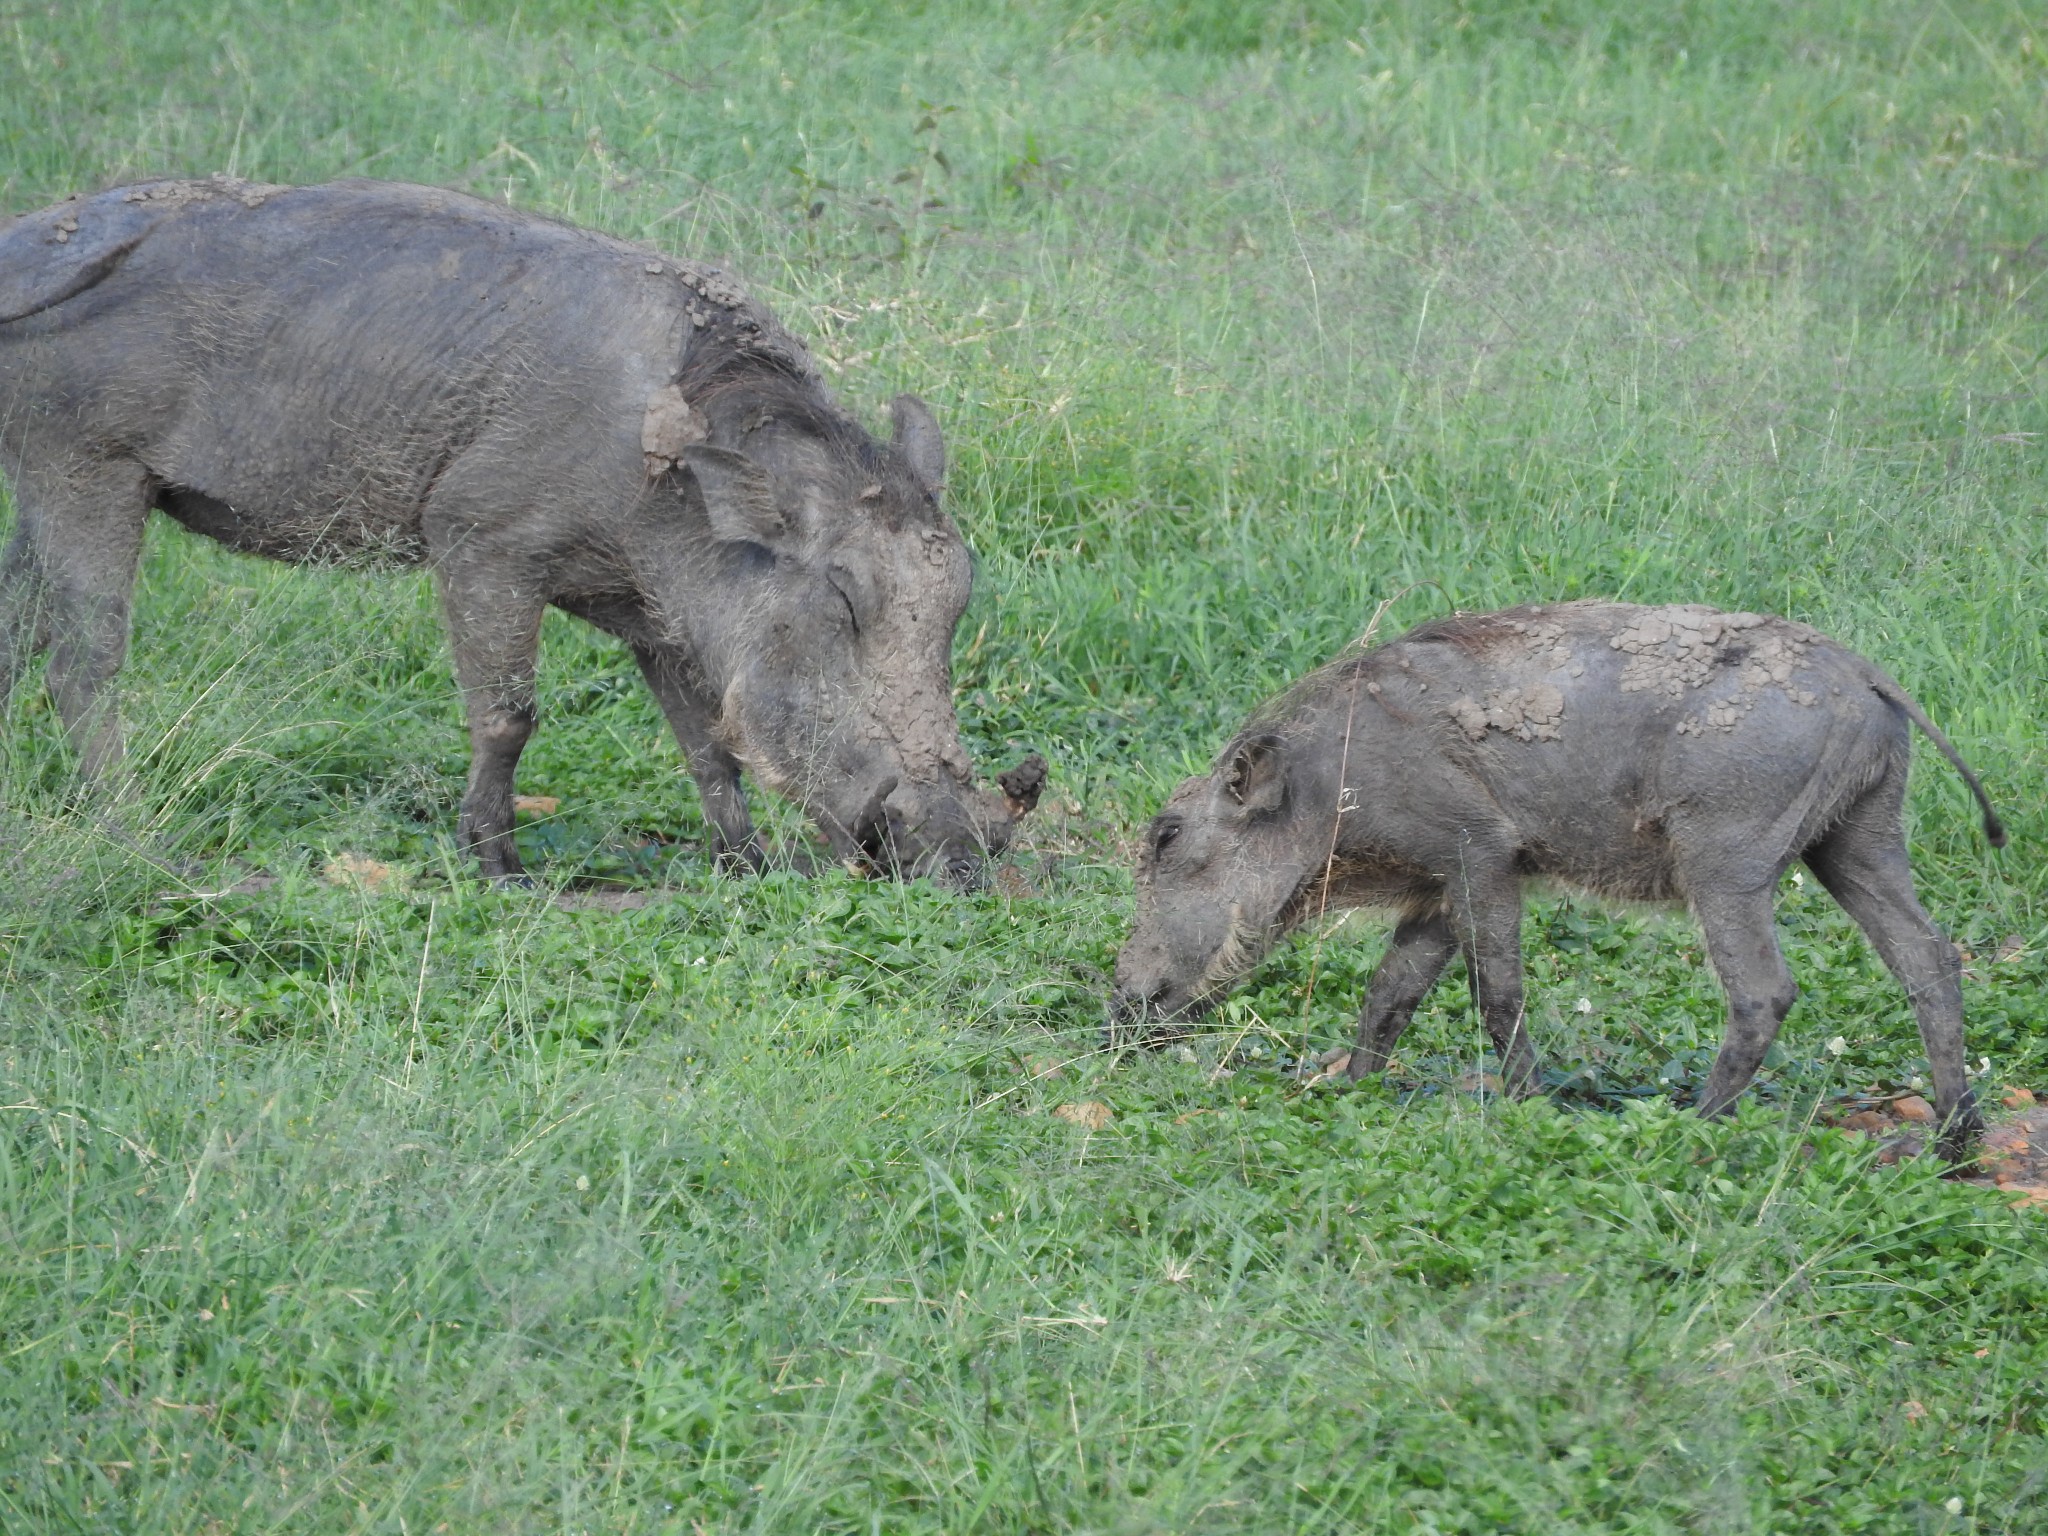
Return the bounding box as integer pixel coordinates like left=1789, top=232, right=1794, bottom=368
left=1804, top=780, right=1982, bottom=1161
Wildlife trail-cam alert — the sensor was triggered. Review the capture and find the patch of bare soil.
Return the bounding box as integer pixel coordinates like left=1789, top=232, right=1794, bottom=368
left=324, top=852, right=408, bottom=893
left=1821, top=1087, right=2047, bottom=1202
left=550, top=887, right=654, bottom=912
left=1964, top=1092, right=2048, bottom=1207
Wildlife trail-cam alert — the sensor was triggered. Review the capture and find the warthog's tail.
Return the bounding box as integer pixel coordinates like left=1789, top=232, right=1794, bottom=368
left=1865, top=666, right=2007, bottom=848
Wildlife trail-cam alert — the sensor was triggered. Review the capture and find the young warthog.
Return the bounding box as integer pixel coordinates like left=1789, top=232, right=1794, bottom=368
left=0, top=176, right=1043, bottom=881
left=1112, top=601, right=2005, bottom=1159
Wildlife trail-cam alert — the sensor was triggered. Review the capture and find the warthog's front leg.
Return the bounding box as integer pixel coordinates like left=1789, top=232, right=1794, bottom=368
left=1449, top=871, right=1544, bottom=1096
left=1348, top=908, right=1457, bottom=1079
left=435, top=557, right=544, bottom=883
left=1689, top=886, right=1801, bottom=1121
left=631, top=642, right=762, bottom=874
left=0, top=529, right=49, bottom=710
left=4, top=454, right=152, bottom=777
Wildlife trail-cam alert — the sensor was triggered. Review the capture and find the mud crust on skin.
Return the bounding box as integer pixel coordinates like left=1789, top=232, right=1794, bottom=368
left=1449, top=680, right=1567, bottom=742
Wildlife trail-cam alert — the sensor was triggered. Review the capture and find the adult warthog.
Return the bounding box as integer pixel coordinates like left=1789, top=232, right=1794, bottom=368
left=1111, top=601, right=2004, bottom=1160
left=0, top=176, right=1043, bottom=882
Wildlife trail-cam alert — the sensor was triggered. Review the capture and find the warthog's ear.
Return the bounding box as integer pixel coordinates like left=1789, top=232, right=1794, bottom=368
left=675, top=444, right=788, bottom=545
left=1222, top=734, right=1286, bottom=815
left=891, top=394, right=945, bottom=498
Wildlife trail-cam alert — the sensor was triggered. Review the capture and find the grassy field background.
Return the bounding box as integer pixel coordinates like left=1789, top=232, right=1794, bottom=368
left=3, top=1, right=2047, bottom=1530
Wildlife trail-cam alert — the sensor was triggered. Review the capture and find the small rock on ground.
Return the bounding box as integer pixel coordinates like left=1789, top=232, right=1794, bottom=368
left=1891, top=1094, right=1936, bottom=1123
left=1051, top=1101, right=1113, bottom=1131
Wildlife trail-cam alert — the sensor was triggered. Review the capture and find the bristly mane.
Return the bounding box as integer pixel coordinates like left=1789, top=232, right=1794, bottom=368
left=672, top=312, right=924, bottom=509
left=1231, top=606, right=1551, bottom=759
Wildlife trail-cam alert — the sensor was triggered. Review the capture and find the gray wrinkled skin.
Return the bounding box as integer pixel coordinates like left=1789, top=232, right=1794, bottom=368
left=0, top=177, right=1043, bottom=882
left=1113, top=601, right=2005, bottom=1161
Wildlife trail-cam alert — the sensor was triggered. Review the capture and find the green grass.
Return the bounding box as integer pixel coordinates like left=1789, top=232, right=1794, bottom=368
left=4, top=1, right=2047, bottom=1530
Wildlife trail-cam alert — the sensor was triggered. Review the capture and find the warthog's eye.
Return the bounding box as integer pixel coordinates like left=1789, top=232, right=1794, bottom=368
left=1150, top=817, right=1181, bottom=859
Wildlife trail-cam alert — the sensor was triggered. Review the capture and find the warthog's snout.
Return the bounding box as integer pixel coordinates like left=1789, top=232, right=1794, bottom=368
left=1104, top=975, right=1202, bottom=1048
left=842, top=752, right=1048, bottom=889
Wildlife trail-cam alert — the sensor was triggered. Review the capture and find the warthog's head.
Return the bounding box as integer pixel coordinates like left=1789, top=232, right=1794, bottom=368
left=641, top=383, right=1042, bottom=885
left=1111, top=733, right=1324, bottom=1039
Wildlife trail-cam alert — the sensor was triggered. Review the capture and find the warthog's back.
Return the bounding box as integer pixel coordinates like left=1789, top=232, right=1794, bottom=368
left=1256, top=600, right=1979, bottom=904
left=0, top=176, right=789, bottom=565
